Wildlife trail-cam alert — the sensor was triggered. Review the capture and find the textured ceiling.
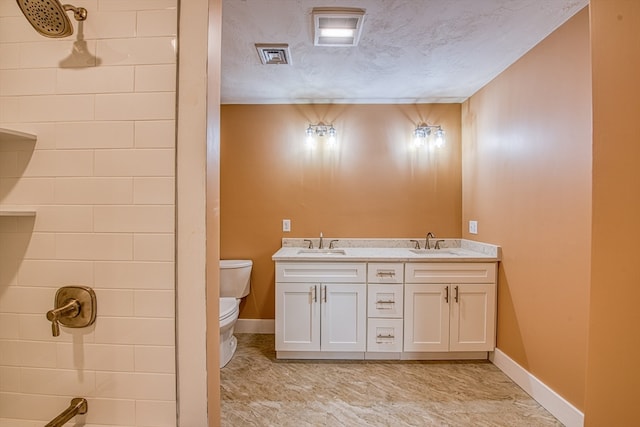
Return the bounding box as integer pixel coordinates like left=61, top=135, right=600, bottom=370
left=221, top=0, right=588, bottom=104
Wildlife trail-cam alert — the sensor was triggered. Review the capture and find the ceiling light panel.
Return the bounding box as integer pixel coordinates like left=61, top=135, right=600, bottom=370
left=312, top=8, right=365, bottom=47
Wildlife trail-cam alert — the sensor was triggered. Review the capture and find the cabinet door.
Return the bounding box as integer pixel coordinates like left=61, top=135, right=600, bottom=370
left=321, top=283, right=366, bottom=352
left=450, top=283, right=496, bottom=352
left=404, top=284, right=449, bottom=352
left=275, top=282, right=320, bottom=351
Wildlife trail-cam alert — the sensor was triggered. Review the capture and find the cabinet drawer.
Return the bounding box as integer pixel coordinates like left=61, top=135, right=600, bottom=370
left=367, top=284, right=403, bottom=318
left=276, top=262, right=366, bottom=283
left=367, top=263, right=404, bottom=283
left=405, top=263, right=496, bottom=283
left=367, top=318, right=403, bottom=352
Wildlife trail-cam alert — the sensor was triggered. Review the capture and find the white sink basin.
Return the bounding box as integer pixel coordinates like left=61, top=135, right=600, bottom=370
left=297, top=249, right=346, bottom=255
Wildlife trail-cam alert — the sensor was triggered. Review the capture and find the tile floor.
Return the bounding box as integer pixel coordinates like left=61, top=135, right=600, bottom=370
left=220, top=334, right=563, bottom=426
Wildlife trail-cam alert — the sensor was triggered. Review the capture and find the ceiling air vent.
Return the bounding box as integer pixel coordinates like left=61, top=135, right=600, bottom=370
left=312, top=7, right=366, bottom=47
left=255, top=44, right=291, bottom=65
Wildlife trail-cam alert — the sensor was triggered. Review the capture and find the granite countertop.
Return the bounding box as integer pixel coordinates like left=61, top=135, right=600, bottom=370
left=272, top=238, right=501, bottom=262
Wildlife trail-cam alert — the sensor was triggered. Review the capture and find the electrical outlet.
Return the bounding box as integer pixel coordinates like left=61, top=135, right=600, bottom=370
left=469, top=220, right=478, bottom=234
left=282, top=219, right=291, bottom=232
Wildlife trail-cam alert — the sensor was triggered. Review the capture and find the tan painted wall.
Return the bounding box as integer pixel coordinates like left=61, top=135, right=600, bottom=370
left=220, top=104, right=461, bottom=319
left=461, top=8, right=591, bottom=409
left=585, top=1, right=640, bottom=425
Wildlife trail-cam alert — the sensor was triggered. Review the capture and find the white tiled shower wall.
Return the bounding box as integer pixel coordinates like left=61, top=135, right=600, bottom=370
left=0, top=1, right=178, bottom=425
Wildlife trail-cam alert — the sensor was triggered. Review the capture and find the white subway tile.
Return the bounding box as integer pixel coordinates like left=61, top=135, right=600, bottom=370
left=0, top=233, right=33, bottom=259
left=0, top=367, right=20, bottom=392
left=0, top=69, right=55, bottom=96
left=0, top=392, right=68, bottom=422
left=134, top=345, right=175, bottom=374
left=55, top=121, right=134, bottom=149
left=0, top=151, right=18, bottom=177
left=0, top=177, right=55, bottom=204
left=94, top=149, right=174, bottom=177
left=94, top=289, right=134, bottom=317
left=133, top=234, right=174, bottom=261
left=97, top=37, right=176, bottom=66
left=55, top=233, right=133, bottom=261
left=20, top=367, right=95, bottom=395
left=0, top=340, right=57, bottom=367
left=18, top=314, right=94, bottom=342
left=0, top=43, right=20, bottom=69
left=17, top=260, right=93, bottom=287
left=56, top=342, right=134, bottom=371
left=99, top=0, right=177, bottom=11
left=19, top=149, right=94, bottom=177
left=135, top=64, right=176, bottom=92
left=133, top=177, right=174, bottom=204
left=56, top=66, right=134, bottom=94
left=134, top=290, right=174, bottom=318
left=136, top=400, right=177, bottom=426
left=0, top=217, right=18, bottom=232
left=95, top=92, right=175, bottom=121
left=54, top=177, right=133, bottom=204
left=82, top=397, right=135, bottom=425
left=94, top=261, right=173, bottom=290
left=5, top=94, right=95, bottom=122
left=93, top=317, right=174, bottom=346
left=137, top=10, right=177, bottom=37
left=82, top=11, right=137, bottom=39
left=0, top=256, right=19, bottom=287
left=24, top=233, right=56, bottom=259
left=0, top=314, right=19, bottom=339
left=0, top=286, right=52, bottom=314
left=134, top=120, right=175, bottom=148
left=0, top=122, right=56, bottom=149
left=19, top=40, right=100, bottom=69
left=94, top=371, right=175, bottom=400
left=0, top=17, right=43, bottom=43
left=94, top=205, right=174, bottom=232
left=32, top=206, right=94, bottom=233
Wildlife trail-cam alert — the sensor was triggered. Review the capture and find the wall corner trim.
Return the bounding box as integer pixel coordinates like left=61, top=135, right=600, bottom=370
left=490, top=348, right=584, bottom=427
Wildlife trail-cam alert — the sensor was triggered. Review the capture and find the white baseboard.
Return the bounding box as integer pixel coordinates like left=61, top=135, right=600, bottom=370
left=235, top=319, right=275, bottom=334
left=490, top=348, right=584, bottom=427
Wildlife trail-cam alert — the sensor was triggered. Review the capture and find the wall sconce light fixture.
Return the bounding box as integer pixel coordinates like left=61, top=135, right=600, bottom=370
left=413, top=124, right=445, bottom=149
left=305, top=123, right=337, bottom=149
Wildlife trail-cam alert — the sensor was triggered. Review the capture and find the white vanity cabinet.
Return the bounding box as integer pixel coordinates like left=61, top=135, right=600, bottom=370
left=275, top=262, right=367, bottom=357
left=366, top=263, right=404, bottom=353
left=404, top=263, right=497, bottom=353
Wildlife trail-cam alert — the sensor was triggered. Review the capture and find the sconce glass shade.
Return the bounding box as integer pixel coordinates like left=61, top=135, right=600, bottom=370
left=305, top=123, right=337, bottom=149
left=413, top=124, right=445, bottom=150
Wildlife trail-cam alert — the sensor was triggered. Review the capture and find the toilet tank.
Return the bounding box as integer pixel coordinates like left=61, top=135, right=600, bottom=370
left=220, top=259, right=252, bottom=298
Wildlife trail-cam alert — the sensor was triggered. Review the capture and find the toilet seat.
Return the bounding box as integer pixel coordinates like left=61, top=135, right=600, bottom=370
left=220, top=297, right=239, bottom=322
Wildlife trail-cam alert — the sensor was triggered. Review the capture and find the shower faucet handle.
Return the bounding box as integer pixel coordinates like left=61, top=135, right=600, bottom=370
left=46, top=286, right=97, bottom=337
left=46, top=299, right=80, bottom=337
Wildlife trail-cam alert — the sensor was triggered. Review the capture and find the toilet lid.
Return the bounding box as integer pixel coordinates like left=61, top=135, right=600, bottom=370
left=220, top=259, right=253, bottom=269
left=220, top=297, right=239, bottom=320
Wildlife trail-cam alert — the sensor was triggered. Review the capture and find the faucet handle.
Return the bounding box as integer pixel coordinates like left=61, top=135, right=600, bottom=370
left=434, top=239, right=445, bottom=250
left=409, top=240, right=421, bottom=249
left=303, top=239, right=313, bottom=249
left=329, top=240, right=339, bottom=249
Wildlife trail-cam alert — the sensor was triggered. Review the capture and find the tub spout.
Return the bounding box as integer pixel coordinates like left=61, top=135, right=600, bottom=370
left=45, top=397, right=88, bottom=427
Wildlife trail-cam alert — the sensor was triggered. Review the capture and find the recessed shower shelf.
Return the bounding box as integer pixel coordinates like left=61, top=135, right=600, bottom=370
left=0, top=127, right=37, bottom=143
left=0, top=208, right=36, bottom=217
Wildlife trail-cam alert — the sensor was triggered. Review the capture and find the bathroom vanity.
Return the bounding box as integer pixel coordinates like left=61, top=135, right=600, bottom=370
left=272, top=238, right=500, bottom=360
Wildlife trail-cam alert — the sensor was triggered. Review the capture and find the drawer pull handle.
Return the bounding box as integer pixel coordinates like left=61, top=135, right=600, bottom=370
left=312, top=285, right=317, bottom=303
left=454, top=285, right=459, bottom=303
left=376, top=334, right=395, bottom=343
left=376, top=271, right=396, bottom=277
left=445, top=286, right=449, bottom=303
left=376, top=300, right=394, bottom=305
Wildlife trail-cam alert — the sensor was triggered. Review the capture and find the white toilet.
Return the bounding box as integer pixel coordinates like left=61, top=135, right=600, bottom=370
left=219, top=259, right=252, bottom=368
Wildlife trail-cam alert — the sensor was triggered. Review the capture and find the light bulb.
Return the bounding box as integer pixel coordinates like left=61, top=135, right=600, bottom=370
left=434, top=128, right=445, bottom=148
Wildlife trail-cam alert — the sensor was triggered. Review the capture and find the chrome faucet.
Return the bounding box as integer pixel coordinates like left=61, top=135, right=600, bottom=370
left=319, top=232, right=324, bottom=249
left=425, top=232, right=435, bottom=250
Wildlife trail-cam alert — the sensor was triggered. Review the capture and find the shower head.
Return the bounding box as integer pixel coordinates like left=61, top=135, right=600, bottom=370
left=16, top=0, right=87, bottom=38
